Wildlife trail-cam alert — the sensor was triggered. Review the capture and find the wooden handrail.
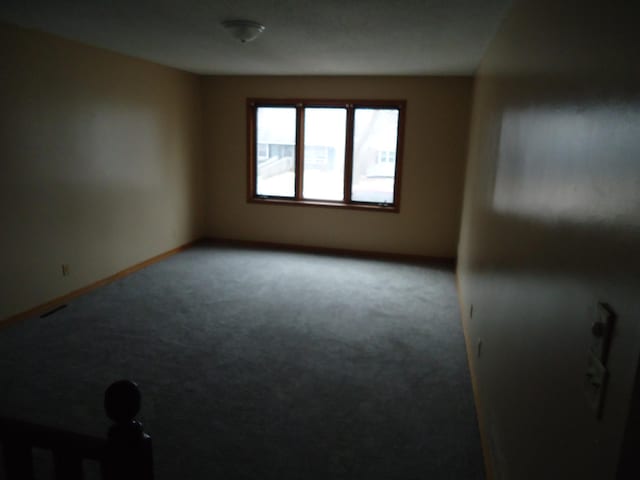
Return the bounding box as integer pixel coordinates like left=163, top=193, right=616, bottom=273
left=0, top=417, right=106, bottom=457
left=0, top=380, right=153, bottom=480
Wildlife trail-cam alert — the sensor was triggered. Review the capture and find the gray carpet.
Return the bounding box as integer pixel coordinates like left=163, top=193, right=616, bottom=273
left=0, top=244, right=484, bottom=479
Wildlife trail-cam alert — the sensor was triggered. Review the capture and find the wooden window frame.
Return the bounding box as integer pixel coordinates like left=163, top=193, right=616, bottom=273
left=247, top=98, right=406, bottom=213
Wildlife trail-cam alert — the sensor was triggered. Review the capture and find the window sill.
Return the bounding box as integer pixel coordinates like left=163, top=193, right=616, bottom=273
left=247, top=196, right=399, bottom=213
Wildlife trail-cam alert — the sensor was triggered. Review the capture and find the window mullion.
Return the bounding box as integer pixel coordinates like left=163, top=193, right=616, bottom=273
left=295, top=104, right=304, bottom=200
left=344, top=104, right=355, bottom=203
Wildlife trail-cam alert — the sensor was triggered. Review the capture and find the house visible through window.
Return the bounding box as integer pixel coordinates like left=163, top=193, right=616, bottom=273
left=248, top=99, right=405, bottom=211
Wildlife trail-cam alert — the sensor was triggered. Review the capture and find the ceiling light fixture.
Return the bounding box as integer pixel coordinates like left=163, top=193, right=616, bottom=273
left=222, top=19, right=266, bottom=43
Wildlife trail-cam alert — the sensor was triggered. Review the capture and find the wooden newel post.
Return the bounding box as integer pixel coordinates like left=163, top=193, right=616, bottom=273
left=102, top=380, right=153, bottom=480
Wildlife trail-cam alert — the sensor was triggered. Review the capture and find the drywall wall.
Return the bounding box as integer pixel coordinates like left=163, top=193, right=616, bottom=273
left=457, top=0, right=640, bottom=478
left=202, top=76, right=472, bottom=258
left=0, top=23, right=204, bottom=320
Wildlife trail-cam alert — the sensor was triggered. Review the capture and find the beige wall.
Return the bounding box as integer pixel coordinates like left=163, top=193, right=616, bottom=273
left=0, top=23, right=204, bottom=320
left=202, top=76, right=472, bottom=257
left=457, top=1, right=640, bottom=478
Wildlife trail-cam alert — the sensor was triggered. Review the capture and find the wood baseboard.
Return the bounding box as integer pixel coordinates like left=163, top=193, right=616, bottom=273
left=1, top=240, right=202, bottom=328
left=2, top=237, right=452, bottom=329
left=203, top=237, right=456, bottom=267
left=456, top=272, right=494, bottom=480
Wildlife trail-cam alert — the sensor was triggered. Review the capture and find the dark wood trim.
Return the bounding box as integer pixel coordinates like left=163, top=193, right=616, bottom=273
left=246, top=99, right=256, bottom=204
left=0, top=240, right=202, bottom=328
left=455, top=273, right=495, bottom=480
left=0, top=417, right=106, bottom=460
left=247, top=98, right=406, bottom=212
left=204, top=237, right=455, bottom=267
left=249, top=98, right=405, bottom=108
left=295, top=103, right=304, bottom=199
left=247, top=196, right=399, bottom=212
left=344, top=104, right=355, bottom=203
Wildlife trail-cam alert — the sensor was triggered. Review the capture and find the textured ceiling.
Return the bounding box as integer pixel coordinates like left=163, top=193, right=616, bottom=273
left=0, top=0, right=513, bottom=75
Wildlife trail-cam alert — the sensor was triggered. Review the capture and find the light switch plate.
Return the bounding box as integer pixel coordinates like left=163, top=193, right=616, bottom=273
left=585, top=351, right=608, bottom=418
left=590, top=302, right=615, bottom=364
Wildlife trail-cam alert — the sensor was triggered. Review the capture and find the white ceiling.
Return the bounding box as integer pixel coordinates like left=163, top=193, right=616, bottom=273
left=0, top=0, right=513, bottom=75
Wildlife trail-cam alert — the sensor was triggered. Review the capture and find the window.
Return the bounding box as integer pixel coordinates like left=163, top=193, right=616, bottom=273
left=247, top=99, right=405, bottom=211
left=377, top=150, right=396, bottom=164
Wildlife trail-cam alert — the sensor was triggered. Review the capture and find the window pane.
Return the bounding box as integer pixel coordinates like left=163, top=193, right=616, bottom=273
left=351, top=108, right=399, bottom=204
left=256, top=107, right=296, bottom=197
left=302, top=108, right=346, bottom=201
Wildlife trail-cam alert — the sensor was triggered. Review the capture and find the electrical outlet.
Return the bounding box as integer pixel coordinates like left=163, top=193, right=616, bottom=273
left=61, top=264, right=70, bottom=276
